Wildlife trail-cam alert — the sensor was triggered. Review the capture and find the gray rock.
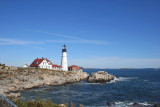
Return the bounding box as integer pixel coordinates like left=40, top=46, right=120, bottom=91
left=88, top=71, right=115, bottom=83
left=0, top=68, right=89, bottom=98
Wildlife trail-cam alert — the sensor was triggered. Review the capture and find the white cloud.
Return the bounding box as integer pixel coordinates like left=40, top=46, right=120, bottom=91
left=0, top=38, right=45, bottom=49
left=47, top=40, right=109, bottom=45
left=69, top=57, right=160, bottom=68
left=28, top=29, right=110, bottom=45
left=0, top=38, right=43, bottom=45
left=27, top=29, right=81, bottom=39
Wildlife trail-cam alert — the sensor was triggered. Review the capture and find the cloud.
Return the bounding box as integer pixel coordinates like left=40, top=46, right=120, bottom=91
left=47, top=40, right=109, bottom=45
left=27, top=29, right=82, bottom=39
left=69, top=57, right=160, bottom=68
left=27, top=29, right=110, bottom=45
left=0, top=38, right=43, bottom=45
left=0, top=38, right=45, bottom=49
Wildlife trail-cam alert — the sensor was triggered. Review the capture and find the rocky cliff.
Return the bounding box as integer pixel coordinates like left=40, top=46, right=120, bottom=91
left=0, top=68, right=89, bottom=98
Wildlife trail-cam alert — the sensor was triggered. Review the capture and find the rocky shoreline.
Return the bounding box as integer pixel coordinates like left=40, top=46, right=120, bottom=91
left=0, top=68, right=89, bottom=98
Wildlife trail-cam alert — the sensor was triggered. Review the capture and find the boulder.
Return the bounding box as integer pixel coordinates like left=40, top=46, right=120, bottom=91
left=88, top=71, right=115, bottom=83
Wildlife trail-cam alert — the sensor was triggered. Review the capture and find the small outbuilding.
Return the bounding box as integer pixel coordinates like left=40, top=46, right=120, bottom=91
left=52, top=64, right=62, bottom=70
left=68, top=65, right=80, bottom=71
left=22, top=64, right=29, bottom=68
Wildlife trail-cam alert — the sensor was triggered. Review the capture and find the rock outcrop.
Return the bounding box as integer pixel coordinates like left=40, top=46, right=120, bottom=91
left=0, top=68, right=89, bottom=98
left=88, top=71, right=115, bottom=83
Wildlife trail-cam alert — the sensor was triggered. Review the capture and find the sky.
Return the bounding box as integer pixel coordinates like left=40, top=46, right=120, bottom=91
left=0, top=0, right=160, bottom=68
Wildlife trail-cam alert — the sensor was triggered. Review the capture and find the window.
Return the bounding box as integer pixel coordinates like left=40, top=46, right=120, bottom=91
left=33, top=62, right=38, bottom=64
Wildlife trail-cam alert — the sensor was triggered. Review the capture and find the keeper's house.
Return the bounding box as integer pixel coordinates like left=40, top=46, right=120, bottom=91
left=30, top=57, right=62, bottom=70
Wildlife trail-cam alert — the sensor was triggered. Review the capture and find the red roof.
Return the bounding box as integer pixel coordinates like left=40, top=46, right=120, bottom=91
left=69, top=65, right=79, bottom=67
left=52, top=64, right=62, bottom=68
left=52, top=64, right=58, bottom=67
left=30, top=58, right=44, bottom=67
left=46, top=59, right=52, bottom=64
left=57, top=65, right=62, bottom=68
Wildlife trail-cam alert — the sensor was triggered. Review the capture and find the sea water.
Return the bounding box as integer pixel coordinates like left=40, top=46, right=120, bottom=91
left=21, top=69, right=160, bottom=106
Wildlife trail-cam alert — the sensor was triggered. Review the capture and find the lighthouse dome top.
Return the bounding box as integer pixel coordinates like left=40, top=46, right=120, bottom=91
left=62, top=44, right=67, bottom=52
left=63, top=44, right=66, bottom=49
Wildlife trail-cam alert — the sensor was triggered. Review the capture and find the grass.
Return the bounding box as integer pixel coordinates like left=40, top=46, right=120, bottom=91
left=14, top=98, right=66, bottom=107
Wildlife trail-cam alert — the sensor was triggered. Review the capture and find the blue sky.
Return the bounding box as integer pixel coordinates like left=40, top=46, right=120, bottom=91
left=0, top=0, right=160, bottom=68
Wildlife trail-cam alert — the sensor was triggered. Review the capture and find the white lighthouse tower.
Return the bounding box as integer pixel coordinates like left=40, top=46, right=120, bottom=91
left=61, top=44, right=68, bottom=71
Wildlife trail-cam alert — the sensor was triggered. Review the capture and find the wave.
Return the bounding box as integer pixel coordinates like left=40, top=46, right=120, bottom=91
left=85, top=83, right=101, bottom=85
left=109, top=77, right=119, bottom=83
left=85, top=76, right=138, bottom=85
left=106, top=101, right=158, bottom=107
left=105, top=76, right=138, bottom=83
left=118, top=77, right=138, bottom=81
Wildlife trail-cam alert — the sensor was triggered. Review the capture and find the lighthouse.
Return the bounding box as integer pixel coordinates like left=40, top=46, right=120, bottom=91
left=61, top=44, right=68, bottom=71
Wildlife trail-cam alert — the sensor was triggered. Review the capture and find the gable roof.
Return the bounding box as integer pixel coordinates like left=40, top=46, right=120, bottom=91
left=30, top=58, right=44, bottom=67
left=46, top=59, right=52, bottom=64
left=30, top=57, right=53, bottom=67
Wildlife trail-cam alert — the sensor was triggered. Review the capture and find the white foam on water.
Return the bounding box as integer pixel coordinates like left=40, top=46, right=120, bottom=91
left=114, top=101, right=124, bottom=105
left=139, top=102, right=152, bottom=106
left=118, top=77, right=138, bottom=81
left=85, top=76, right=138, bottom=85
left=85, top=83, right=101, bottom=85
left=108, top=77, right=119, bottom=83
left=127, top=102, right=134, bottom=105
left=112, top=101, right=153, bottom=107
left=143, top=80, right=149, bottom=82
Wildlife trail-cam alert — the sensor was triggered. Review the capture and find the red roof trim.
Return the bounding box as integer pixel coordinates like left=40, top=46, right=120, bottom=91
left=57, top=65, right=62, bottom=68
left=52, top=64, right=62, bottom=68
left=69, top=65, right=79, bottom=67
left=52, top=64, right=58, bottom=67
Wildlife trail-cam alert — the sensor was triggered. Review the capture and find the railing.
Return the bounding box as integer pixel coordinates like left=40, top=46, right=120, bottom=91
left=0, top=94, right=18, bottom=107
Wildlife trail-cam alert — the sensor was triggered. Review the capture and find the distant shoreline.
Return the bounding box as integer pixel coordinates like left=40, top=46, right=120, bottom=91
left=83, top=68, right=159, bottom=69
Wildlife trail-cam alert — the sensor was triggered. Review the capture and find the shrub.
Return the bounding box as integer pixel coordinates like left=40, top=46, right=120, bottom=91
left=14, top=98, right=61, bottom=107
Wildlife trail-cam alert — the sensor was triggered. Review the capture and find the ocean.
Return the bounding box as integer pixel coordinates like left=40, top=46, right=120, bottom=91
left=21, top=69, right=160, bottom=107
